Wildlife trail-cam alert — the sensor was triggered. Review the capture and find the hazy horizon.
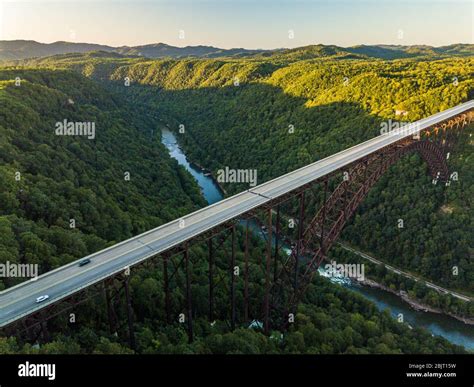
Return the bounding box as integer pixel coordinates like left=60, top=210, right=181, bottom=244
left=1, top=38, right=473, bottom=50
left=1, top=0, right=472, bottom=49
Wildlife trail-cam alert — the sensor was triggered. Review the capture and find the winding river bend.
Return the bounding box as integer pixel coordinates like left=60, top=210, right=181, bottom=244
left=161, top=127, right=474, bottom=350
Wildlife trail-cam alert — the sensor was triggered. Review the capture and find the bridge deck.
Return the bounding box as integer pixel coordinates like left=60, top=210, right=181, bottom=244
left=1, top=100, right=473, bottom=327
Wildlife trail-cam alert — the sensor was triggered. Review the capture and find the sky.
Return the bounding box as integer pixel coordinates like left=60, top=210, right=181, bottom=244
left=0, top=0, right=472, bottom=49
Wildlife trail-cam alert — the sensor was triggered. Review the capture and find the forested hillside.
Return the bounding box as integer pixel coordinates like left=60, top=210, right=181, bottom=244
left=0, top=67, right=204, bottom=290
left=0, top=51, right=472, bottom=354
left=0, top=40, right=267, bottom=61
left=0, top=226, right=467, bottom=354
left=1, top=273, right=466, bottom=354
left=82, top=54, right=472, bottom=294
left=2, top=40, right=472, bottom=61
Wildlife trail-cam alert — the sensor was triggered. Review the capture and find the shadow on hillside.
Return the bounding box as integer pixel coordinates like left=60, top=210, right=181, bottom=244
left=109, top=80, right=389, bottom=185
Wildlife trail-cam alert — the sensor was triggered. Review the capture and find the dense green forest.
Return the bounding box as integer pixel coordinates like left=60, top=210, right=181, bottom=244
left=0, top=67, right=204, bottom=289
left=0, top=234, right=468, bottom=354
left=0, top=49, right=472, bottom=353
left=85, top=53, right=473, bottom=295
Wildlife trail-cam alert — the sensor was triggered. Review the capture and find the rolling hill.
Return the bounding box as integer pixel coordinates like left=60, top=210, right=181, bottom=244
left=1, top=40, right=472, bottom=62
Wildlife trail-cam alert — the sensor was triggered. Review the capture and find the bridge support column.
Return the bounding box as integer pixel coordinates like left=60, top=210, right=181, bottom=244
left=264, top=208, right=272, bottom=335
left=244, top=219, right=250, bottom=323
left=40, top=319, right=50, bottom=343
left=184, top=245, right=194, bottom=343
left=274, top=206, right=280, bottom=283
left=208, top=239, right=214, bottom=323
left=342, top=174, right=349, bottom=220
left=124, top=276, right=136, bottom=351
left=295, top=192, right=305, bottom=290
left=104, top=280, right=117, bottom=334
left=320, top=179, right=328, bottom=257
left=230, top=225, right=236, bottom=331
left=21, top=320, right=34, bottom=343
left=163, top=254, right=171, bottom=324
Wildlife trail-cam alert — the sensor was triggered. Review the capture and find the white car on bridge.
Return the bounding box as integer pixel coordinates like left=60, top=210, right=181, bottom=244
left=35, top=295, right=49, bottom=303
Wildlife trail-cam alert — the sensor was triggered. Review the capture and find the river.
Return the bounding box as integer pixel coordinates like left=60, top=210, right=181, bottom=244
left=161, top=127, right=474, bottom=350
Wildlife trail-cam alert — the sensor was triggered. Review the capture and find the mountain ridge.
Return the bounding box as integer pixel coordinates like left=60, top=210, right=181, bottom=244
left=0, top=40, right=269, bottom=60
left=1, top=40, right=472, bottom=61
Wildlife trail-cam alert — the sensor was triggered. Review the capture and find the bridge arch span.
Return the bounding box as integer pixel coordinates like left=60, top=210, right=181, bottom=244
left=277, top=138, right=455, bottom=314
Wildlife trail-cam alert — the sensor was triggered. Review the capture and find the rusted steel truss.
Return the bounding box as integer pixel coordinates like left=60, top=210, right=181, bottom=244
left=3, top=110, right=472, bottom=341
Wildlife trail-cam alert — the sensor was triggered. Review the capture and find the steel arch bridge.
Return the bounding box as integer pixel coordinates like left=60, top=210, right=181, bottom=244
left=1, top=102, right=473, bottom=347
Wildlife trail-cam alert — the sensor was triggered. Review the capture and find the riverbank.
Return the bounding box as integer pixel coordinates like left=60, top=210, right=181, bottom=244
left=359, top=278, right=474, bottom=326
left=161, top=126, right=474, bottom=350
left=161, top=127, right=225, bottom=204
left=190, top=161, right=228, bottom=196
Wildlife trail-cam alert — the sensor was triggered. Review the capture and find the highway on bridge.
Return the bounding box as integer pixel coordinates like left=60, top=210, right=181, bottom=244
left=1, top=100, right=473, bottom=328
